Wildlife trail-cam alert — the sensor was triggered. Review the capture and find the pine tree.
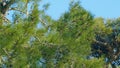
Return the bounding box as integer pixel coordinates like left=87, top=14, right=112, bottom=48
left=0, top=0, right=43, bottom=67
left=0, top=0, right=105, bottom=68
left=33, top=1, right=104, bottom=68
left=91, top=17, right=120, bottom=68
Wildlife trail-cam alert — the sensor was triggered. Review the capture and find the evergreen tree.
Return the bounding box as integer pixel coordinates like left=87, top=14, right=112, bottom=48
left=91, top=17, right=120, bottom=68
left=33, top=1, right=104, bottom=68
left=0, top=0, right=42, bottom=67
left=0, top=0, right=106, bottom=68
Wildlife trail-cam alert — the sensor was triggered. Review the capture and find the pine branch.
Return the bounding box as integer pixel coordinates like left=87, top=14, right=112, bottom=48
left=34, top=36, right=60, bottom=47
left=39, top=17, right=51, bottom=30
left=2, top=48, right=11, bottom=58
left=9, top=7, right=49, bottom=29
left=93, top=39, right=107, bottom=46
left=9, top=8, right=26, bottom=15
left=39, top=17, right=47, bottom=26
left=0, top=14, right=10, bottom=23
left=25, top=0, right=29, bottom=16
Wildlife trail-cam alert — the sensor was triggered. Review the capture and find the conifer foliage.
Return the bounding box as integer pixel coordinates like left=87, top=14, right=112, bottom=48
left=0, top=0, right=120, bottom=68
left=91, top=18, right=120, bottom=68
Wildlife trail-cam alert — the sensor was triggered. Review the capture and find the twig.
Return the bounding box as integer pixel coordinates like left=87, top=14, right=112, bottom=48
left=0, top=14, right=10, bottom=23
left=93, top=39, right=107, bottom=45
left=2, top=48, right=10, bottom=58
left=9, top=8, right=27, bottom=15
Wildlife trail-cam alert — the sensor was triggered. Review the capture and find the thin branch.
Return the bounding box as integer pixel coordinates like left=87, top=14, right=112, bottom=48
left=0, top=14, right=10, bottom=23
left=2, top=48, right=10, bottom=58
left=9, top=8, right=27, bottom=15
left=39, top=17, right=47, bottom=26
left=9, top=7, right=48, bottom=27
left=25, top=0, right=29, bottom=16
left=93, top=39, right=107, bottom=46
left=9, top=7, right=51, bottom=31
left=34, top=36, right=60, bottom=47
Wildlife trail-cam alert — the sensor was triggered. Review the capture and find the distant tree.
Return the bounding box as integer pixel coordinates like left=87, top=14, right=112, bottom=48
left=91, top=17, right=120, bottom=68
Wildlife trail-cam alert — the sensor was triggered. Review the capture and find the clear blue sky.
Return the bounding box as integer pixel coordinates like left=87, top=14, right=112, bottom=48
left=41, top=0, right=120, bottom=20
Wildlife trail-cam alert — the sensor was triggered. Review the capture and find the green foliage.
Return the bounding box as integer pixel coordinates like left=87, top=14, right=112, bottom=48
left=55, top=2, right=95, bottom=57
left=1, top=0, right=118, bottom=68
left=91, top=17, right=120, bottom=68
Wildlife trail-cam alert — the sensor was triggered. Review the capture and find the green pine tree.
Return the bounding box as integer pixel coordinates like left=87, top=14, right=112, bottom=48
left=0, top=0, right=106, bottom=68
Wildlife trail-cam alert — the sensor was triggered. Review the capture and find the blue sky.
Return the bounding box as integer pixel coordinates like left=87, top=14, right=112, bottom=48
left=41, top=0, right=120, bottom=20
